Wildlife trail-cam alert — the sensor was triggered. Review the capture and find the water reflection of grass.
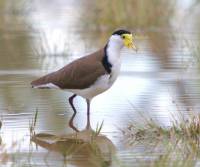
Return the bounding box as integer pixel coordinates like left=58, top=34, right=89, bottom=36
left=123, top=113, right=200, bottom=166
left=150, top=144, right=197, bottom=167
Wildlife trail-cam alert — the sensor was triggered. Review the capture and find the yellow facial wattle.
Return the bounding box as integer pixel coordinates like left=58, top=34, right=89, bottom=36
left=122, top=34, right=137, bottom=51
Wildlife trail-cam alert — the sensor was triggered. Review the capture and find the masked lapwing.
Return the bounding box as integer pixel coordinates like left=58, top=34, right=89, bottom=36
left=31, top=29, right=137, bottom=129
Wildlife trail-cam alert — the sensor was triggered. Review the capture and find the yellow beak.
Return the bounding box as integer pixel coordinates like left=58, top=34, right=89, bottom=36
left=123, top=34, right=137, bottom=51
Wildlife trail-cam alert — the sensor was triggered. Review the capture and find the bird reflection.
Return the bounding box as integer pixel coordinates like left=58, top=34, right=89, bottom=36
left=68, top=98, right=91, bottom=133
left=31, top=113, right=116, bottom=167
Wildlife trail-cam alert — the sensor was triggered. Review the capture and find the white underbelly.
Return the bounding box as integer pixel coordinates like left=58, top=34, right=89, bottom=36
left=68, top=73, right=119, bottom=99
left=67, top=74, right=111, bottom=99
left=68, top=62, right=121, bottom=99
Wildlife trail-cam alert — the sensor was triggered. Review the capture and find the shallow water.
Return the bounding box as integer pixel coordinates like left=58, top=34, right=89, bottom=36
left=0, top=0, right=200, bottom=166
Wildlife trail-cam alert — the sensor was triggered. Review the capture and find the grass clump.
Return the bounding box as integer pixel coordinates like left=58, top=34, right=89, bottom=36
left=124, top=114, right=200, bottom=143
left=122, top=113, right=200, bottom=166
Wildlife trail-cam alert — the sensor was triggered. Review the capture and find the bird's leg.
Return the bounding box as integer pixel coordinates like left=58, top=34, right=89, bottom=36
left=86, top=99, right=91, bottom=130
left=68, top=94, right=79, bottom=132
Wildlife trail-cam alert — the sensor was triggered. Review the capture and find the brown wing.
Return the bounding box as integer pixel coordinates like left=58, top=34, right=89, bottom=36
left=31, top=49, right=107, bottom=89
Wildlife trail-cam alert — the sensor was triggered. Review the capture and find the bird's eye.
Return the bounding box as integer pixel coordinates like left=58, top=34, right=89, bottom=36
left=122, top=35, right=125, bottom=39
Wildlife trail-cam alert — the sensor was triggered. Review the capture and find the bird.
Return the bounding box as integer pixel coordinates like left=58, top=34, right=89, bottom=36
left=31, top=29, right=137, bottom=129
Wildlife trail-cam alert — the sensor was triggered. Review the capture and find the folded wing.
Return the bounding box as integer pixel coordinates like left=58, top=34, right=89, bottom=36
left=31, top=50, right=107, bottom=90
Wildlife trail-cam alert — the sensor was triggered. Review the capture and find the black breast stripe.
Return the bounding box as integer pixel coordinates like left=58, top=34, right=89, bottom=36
left=102, top=44, right=112, bottom=74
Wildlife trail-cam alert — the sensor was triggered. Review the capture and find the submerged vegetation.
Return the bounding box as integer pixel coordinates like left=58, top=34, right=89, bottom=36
left=122, top=112, right=200, bottom=166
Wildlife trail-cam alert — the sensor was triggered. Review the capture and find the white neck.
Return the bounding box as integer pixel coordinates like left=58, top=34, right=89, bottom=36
left=106, top=38, right=123, bottom=65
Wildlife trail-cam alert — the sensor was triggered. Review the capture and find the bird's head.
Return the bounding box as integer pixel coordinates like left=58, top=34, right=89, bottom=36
left=109, top=29, right=137, bottom=51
